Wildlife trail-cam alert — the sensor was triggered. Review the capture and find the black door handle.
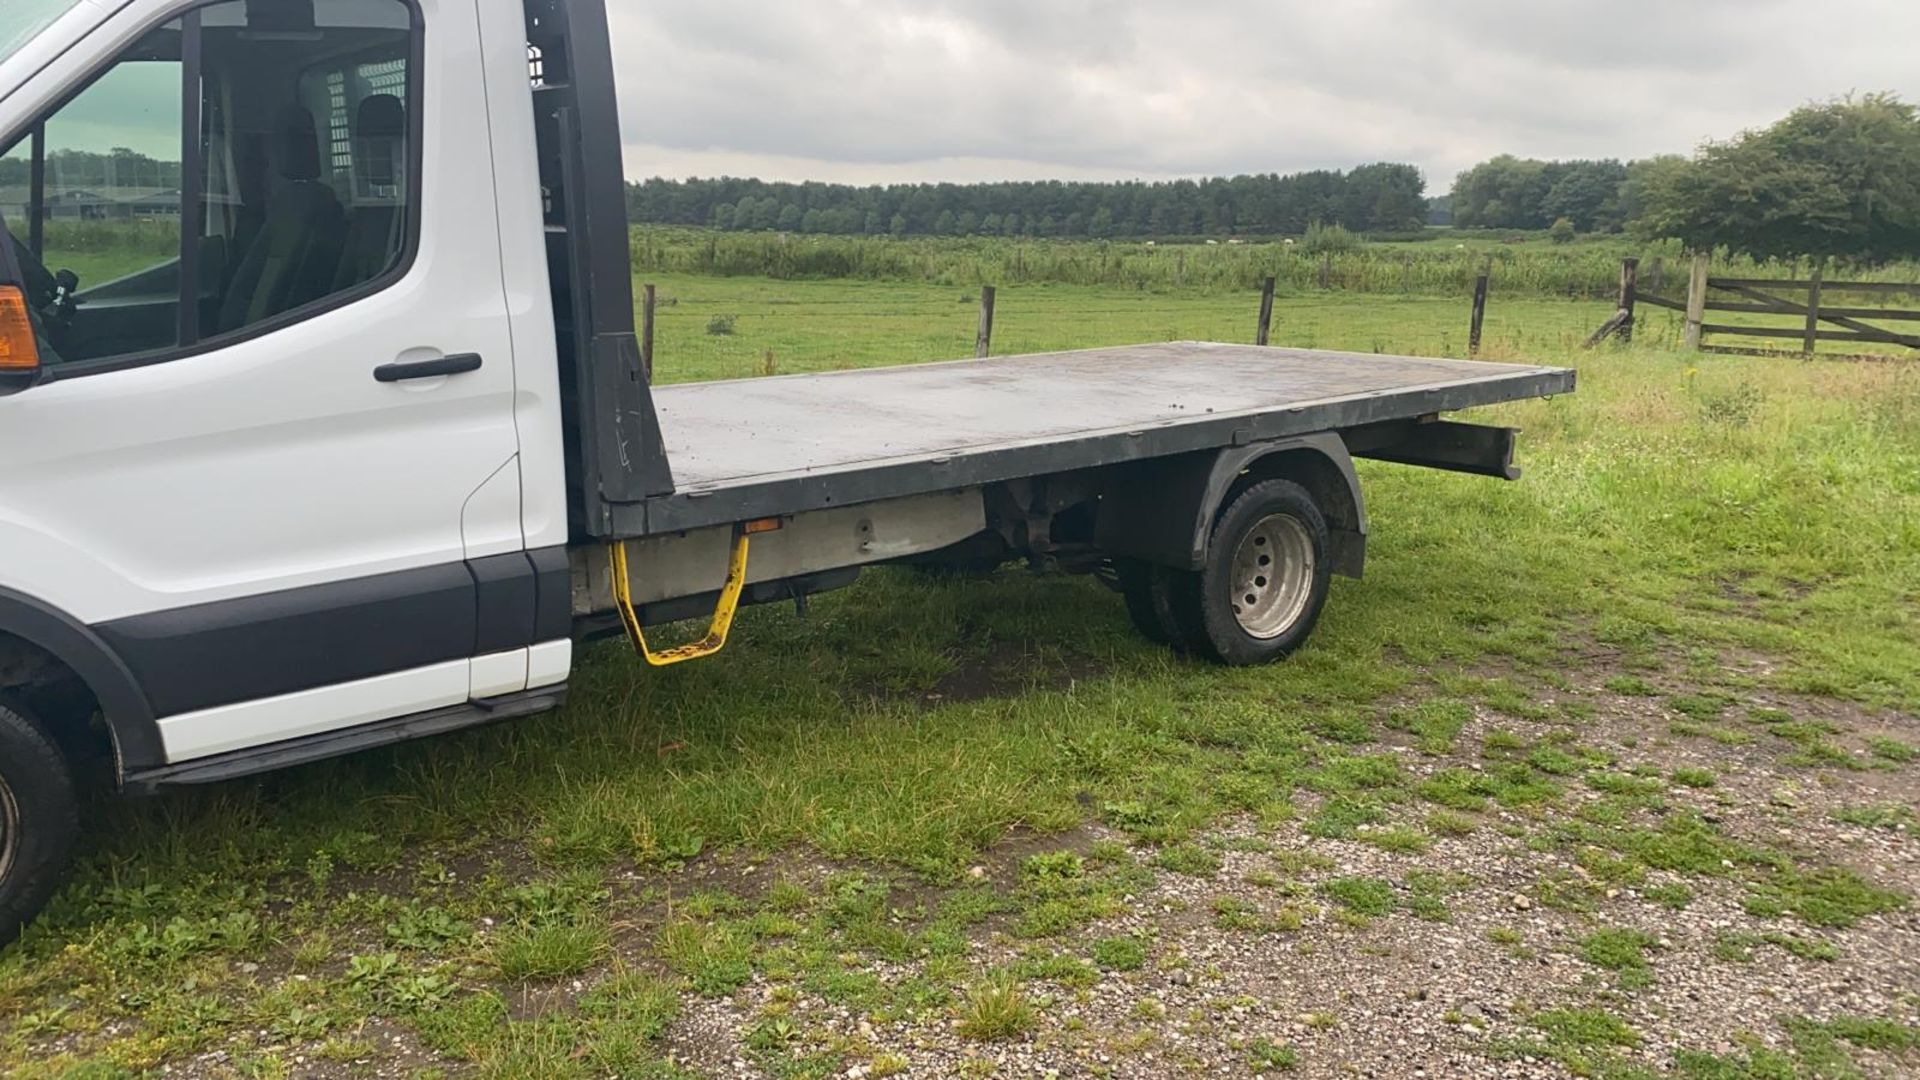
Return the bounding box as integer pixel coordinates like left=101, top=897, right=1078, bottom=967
left=375, top=353, right=484, bottom=383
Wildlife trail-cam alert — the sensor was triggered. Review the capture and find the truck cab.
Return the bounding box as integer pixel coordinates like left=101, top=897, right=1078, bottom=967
left=0, top=0, right=602, bottom=935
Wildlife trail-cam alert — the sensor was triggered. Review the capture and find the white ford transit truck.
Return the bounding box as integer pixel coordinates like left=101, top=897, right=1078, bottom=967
left=0, top=0, right=1573, bottom=938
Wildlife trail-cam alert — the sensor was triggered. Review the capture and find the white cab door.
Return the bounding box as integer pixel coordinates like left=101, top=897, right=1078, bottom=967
left=0, top=0, right=527, bottom=764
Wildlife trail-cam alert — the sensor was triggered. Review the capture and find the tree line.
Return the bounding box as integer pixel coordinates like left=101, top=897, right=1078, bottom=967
left=1636, top=93, right=1920, bottom=264
left=625, top=93, right=1920, bottom=267
left=1448, top=156, right=1670, bottom=233
left=624, top=164, right=1428, bottom=239
left=0, top=147, right=182, bottom=192
left=1438, top=94, right=1920, bottom=264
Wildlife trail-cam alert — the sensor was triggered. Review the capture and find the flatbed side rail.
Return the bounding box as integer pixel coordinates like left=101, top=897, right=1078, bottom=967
left=616, top=356, right=1575, bottom=537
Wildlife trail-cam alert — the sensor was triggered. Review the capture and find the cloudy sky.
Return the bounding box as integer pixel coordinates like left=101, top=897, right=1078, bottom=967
left=607, top=0, right=1920, bottom=192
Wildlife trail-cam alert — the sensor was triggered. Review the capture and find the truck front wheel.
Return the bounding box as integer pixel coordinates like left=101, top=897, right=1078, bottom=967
left=0, top=699, right=80, bottom=945
left=1189, top=479, right=1333, bottom=666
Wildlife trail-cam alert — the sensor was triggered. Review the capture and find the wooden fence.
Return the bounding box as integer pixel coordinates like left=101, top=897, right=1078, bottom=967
left=1597, top=255, right=1920, bottom=358
left=634, top=263, right=1918, bottom=374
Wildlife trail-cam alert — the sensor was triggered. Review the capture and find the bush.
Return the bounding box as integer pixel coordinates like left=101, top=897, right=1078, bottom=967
left=1549, top=217, right=1577, bottom=244
left=1301, top=221, right=1361, bottom=256
left=705, top=314, right=737, bottom=336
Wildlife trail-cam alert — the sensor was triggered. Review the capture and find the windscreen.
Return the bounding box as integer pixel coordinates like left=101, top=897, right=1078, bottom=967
left=2, top=0, right=87, bottom=68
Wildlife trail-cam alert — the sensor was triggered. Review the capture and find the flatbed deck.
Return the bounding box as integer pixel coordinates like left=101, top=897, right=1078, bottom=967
left=633, top=343, right=1574, bottom=534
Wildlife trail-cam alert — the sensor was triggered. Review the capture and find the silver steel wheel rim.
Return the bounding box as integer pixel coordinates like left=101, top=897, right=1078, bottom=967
left=1229, top=513, right=1315, bottom=640
left=0, top=776, right=18, bottom=885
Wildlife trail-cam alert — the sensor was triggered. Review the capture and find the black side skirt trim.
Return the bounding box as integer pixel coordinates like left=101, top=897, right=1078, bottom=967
left=529, top=545, right=572, bottom=643
left=472, top=551, right=538, bottom=655
left=93, top=546, right=574, bottom=721
left=97, top=563, right=478, bottom=719
left=122, top=684, right=567, bottom=794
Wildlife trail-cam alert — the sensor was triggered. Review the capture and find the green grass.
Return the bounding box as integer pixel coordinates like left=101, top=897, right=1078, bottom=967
left=1152, top=843, right=1223, bottom=878
left=1742, top=868, right=1908, bottom=929
left=1869, top=736, right=1918, bottom=764
left=1388, top=699, right=1474, bottom=755
left=1832, top=803, right=1917, bottom=831
left=1671, top=767, right=1718, bottom=789
left=1641, top=882, right=1695, bottom=911
left=1502, top=1007, right=1646, bottom=1079
left=43, top=217, right=1920, bottom=307
left=954, top=971, right=1036, bottom=1041
left=1321, top=877, right=1396, bottom=918
left=635, top=272, right=1630, bottom=384
left=1534, top=1007, right=1640, bottom=1049
left=656, top=918, right=753, bottom=997
left=1247, top=1037, right=1299, bottom=1070
left=1578, top=927, right=1659, bottom=989
left=1089, top=936, right=1149, bottom=972
left=1674, top=1016, right=1920, bottom=1080
left=1, top=271, right=1916, bottom=1075
left=491, top=922, right=610, bottom=982
left=627, top=226, right=1920, bottom=302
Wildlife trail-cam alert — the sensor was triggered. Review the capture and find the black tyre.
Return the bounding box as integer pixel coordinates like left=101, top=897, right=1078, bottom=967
left=1116, top=559, right=1206, bottom=653
left=1117, top=560, right=1173, bottom=645
left=0, top=698, right=80, bottom=946
left=1186, top=479, right=1333, bottom=666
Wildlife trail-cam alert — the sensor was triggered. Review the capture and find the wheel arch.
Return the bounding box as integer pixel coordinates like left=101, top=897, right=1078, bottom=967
left=1095, top=433, right=1368, bottom=579
left=0, top=586, right=163, bottom=781
left=1221, top=438, right=1368, bottom=579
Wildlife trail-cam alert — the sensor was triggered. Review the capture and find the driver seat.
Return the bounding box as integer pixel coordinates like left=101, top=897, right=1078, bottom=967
left=217, top=105, right=344, bottom=333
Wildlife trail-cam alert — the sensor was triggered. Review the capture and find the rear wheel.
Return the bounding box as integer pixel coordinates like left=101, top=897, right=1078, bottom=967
left=1116, top=559, right=1200, bottom=648
left=0, top=699, right=80, bottom=946
left=1187, top=479, right=1333, bottom=666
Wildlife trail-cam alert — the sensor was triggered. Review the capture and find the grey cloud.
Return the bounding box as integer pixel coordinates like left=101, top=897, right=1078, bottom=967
left=608, top=0, right=1920, bottom=187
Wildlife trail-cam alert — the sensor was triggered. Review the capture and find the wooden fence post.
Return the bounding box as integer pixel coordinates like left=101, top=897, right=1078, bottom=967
left=641, top=283, right=656, bottom=382
left=1801, top=258, right=1826, bottom=357
left=1581, top=257, right=1642, bottom=350
left=1469, top=273, right=1490, bottom=356
left=1256, top=277, right=1276, bottom=346
left=975, top=285, right=997, bottom=359
left=1683, top=254, right=1710, bottom=350
left=1617, top=257, right=1639, bottom=344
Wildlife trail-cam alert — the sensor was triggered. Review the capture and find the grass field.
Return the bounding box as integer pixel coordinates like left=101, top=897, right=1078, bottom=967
left=646, top=276, right=1628, bottom=383
left=1, top=276, right=1917, bottom=1077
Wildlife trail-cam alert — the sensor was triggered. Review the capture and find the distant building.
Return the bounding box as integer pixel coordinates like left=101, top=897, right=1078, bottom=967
left=41, top=188, right=115, bottom=220
left=0, top=186, right=181, bottom=223
left=115, top=188, right=181, bottom=219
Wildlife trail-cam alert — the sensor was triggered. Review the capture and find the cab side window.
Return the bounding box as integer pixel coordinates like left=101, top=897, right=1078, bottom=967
left=2, top=45, right=183, bottom=364
left=0, top=0, right=416, bottom=370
